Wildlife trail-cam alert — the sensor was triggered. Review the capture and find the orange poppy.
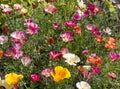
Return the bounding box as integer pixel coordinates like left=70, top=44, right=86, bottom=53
left=74, top=26, right=82, bottom=34
left=0, top=50, right=3, bottom=59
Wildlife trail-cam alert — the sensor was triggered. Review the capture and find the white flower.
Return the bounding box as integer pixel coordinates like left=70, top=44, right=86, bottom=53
left=76, top=81, right=91, bottom=89
left=77, top=0, right=86, bottom=9
left=103, top=27, right=111, bottom=35
left=63, top=53, right=80, bottom=66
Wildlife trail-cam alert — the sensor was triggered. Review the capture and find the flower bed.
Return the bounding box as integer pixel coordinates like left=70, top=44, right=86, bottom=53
left=0, top=0, right=120, bottom=89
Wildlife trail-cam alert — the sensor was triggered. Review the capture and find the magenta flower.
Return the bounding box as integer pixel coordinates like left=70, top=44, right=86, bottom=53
left=82, top=50, right=89, bottom=55
left=41, top=68, right=52, bottom=78
left=73, top=14, right=82, bottom=20
left=48, top=51, right=62, bottom=60
left=109, top=52, right=120, bottom=61
left=44, top=4, right=57, bottom=14
left=4, top=48, right=23, bottom=59
left=60, top=48, right=69, bottom=55
left=87, top=4, right=100, bottom=16
left=91, top=67, right=100, bottom=75
left=11, top=31, right=26, bottom=44
left=30, top=74, right=40, bottom=82
left=108, top=72, right=116, bottom=79
left=65, top=20, right=76, bottom=28
left=53, top=23, right=60, bottom=28
left=0, top=35, right=8, bottom=45
left=60, top=32, right=74, bottom=42
left=84, top=10, right=89, bottom=18
left=21, top=57, right=31, bottom=66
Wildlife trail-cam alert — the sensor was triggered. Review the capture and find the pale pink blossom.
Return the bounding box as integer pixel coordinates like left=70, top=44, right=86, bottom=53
left=60, top=48, right=69, bottom=55
left=41, top=68, right=52, bottom=77
left=108, top=72, right=116, bottom=79
left=0, top=35, right=8, bottom=45
left=13, top=4, right=23, bottom=10
left=44, top=4, right=57, bottom=14
left=21, top=57, right=31, bottom=66
left=60, top=32, right=74, bottom=42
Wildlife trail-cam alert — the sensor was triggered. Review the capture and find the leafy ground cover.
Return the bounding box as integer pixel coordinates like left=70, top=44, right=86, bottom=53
left=0, top=0, right=120, bottom=89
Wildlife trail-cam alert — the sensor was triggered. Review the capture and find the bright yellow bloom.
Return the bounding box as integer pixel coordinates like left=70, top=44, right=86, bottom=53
left=0, top=50, right=3, bottom=59
left=51, top=66, right=71, bottom=82
left=5, top=73, right=24, bottom=85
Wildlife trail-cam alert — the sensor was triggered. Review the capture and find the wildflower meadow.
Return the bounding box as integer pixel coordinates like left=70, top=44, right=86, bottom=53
left=0, top=0, right=120, bottom=89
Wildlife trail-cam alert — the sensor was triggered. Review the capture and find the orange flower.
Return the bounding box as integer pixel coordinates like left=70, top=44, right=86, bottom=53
left=51, top=66, right=71, bottom=82
left=74, top=26, right=82, bottom=34
left=94, top=35, right=103, bottom=42
left=0, top=50, right=3, bottom=59
left=105, top=37, right=117, bottom=49
left=86, top=54, right=102, bottom=67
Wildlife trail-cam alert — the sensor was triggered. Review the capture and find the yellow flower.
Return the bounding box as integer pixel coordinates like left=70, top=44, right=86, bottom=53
left=51, top=66, right=71, bottom=82
left=5, top=73, right=24, bottom=85
left=0, top=50, right=3, bottom=59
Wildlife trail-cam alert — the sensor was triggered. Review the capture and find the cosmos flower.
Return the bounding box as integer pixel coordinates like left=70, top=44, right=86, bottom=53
left=76, top=81, right=91, bottom=89
left=63, top=53, right=80, bottom=66
left=51, top=66, right=71, bottom=82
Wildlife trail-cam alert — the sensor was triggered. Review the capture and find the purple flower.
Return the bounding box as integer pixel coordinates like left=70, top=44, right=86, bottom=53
left=30, top=74, right=40, bottom=82
left=11, top=31, right=26, bottom=44
left=73, top=14, right=82, bottom=20
left=109, top=52, right=120, bottom=61
left=21, top=57, right=31, bottom=66
left=60, top=32, right=74, bottom=42
left=0, top=35, right=8, bottom=44
left=65, top=20, right=76, bottom=28
left=41, top=68, right=52, bottom=78
left=48, top=51, right=62, bottom=60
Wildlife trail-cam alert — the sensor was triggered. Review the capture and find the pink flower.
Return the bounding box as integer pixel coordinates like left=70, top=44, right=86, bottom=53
left=110, top=0, right=116, bottom=3
left=65, top=20, right=76, bottom=28
left=117, top=4, right=120, bottom=9
left=24, top=18, right=33, bottom=24
left=2, top=8, right=12, bottom=14
left=0, top=35, right=8, bottom=44
left=12, top=43, right=23, bottom=50
left=4, top=48, right=23, bottom=59
left=0, top=4, right=10, bottom=9
left=53, top=23, right=60, bottom=28
left=44, top=4, right=57, bottom=14
left=41, top=68, right=52, bottom=78
left=109, top=52, right=120, bottom=61
left=13, top=4, right=23, bottom=11
left=108, top=72, right=116, bottom=79
left=73, top=14, right=82, bottom=20
left=60, top=32, right=74, bottom=42
left=30, top=74, right=40, bottom=82
left=21, top=57, right=31, bottom=66
left=60, top=48, right=69, bottom=55
left=82, top=50, right=89, bottom=55
left=84, top=10, right=89, bottom=17
left=11, top=31, right=26, bottom=44
left=86, top=24, right=95, bottom=31
left=87, top=4, right=100, bottom=15
left=38, top=0, right=44, bottom=2
left=48, top=51, right=62, bottom=60
left=91, top=67, right=100, bottom=75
